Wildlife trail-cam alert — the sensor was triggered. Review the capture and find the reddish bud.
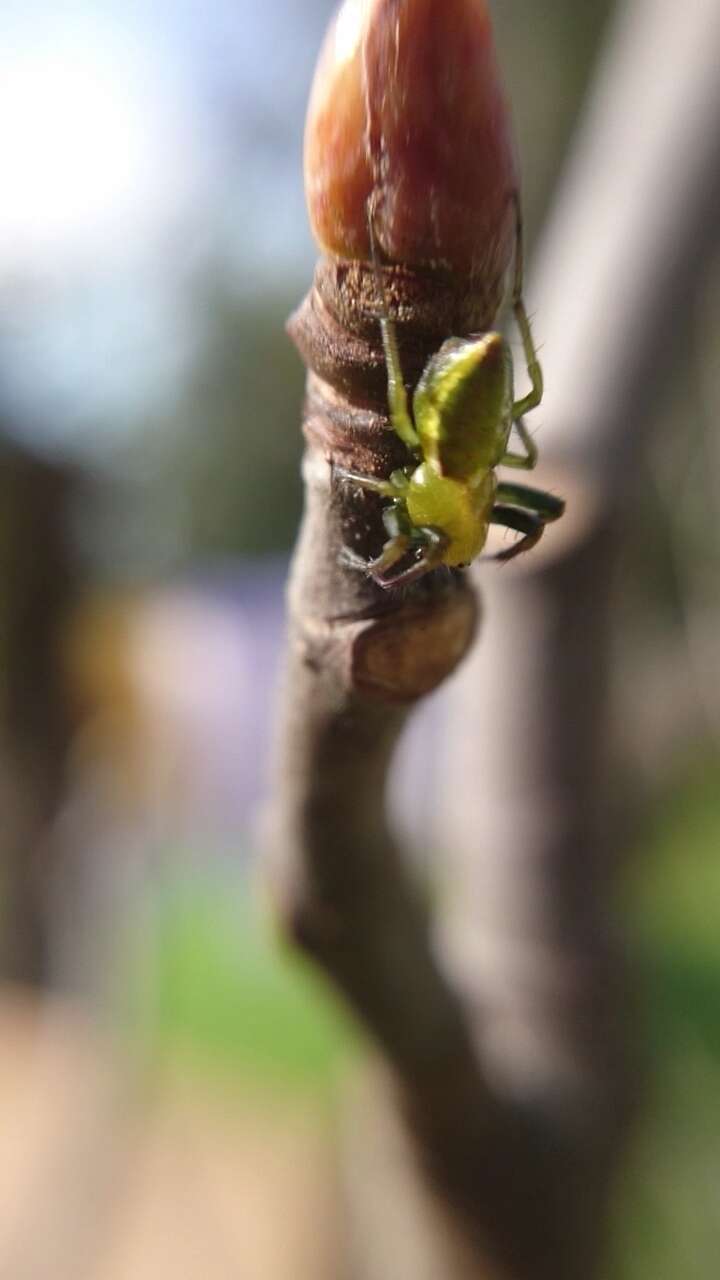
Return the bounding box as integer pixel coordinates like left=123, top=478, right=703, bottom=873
left=304, top=0, right=518, bottom=280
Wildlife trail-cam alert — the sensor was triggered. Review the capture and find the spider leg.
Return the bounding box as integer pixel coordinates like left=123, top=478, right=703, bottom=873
left=371, top=526, right=450, bottom=589
left=367, top=204, right=420, bottom=453
left=339, top=533, right=413, bottom=578
left=340, top=524, right=449, bottom=589
left=487, top=504, right=544, bottom=562
left=509, top=194, right=544, bottom=420
left=500, top=415, right=538, bottom=470
left=334, top=465, right=398, bottom=498
left=496, top=482, right=564, bottom=521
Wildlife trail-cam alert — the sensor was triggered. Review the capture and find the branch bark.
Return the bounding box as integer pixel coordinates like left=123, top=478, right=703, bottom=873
left=271, top=255, right=614, bottom=1280
left=270, top=247, right=588, bottom=1277
left=272, top=256, right=484, bottom=1077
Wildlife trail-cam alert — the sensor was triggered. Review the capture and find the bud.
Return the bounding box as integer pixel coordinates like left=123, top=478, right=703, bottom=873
left=304, top=0, right=518, bottom=281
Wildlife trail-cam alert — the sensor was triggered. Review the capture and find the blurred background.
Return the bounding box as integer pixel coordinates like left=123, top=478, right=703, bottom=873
left=0, top=0, right=719, bottom=1276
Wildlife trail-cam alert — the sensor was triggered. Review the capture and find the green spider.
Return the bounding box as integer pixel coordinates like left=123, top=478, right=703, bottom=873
left=337, top=199, right=564, bottom=588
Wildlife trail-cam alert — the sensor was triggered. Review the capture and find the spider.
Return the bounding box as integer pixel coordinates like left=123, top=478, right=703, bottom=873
left=337, top=197, right=564, bottom=588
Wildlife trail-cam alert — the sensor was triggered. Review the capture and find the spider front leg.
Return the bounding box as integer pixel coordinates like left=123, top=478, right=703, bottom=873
left=336, top=466, right=418, bottom=581
left=333, top=465, right=397, bottom=498
left=367, top=209, right=420, bottom=453
left=341, top=502, right=449, bottom=589
left=334, top=463, right=412, bottom=500
left=372, top=525, right=450, bottom=589
left=338, top=501, right=412, bottom=580
left=339, top=531, right=413, bottom=579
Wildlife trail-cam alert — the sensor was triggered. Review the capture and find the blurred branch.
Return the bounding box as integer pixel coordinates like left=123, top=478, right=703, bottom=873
left=535, top=0, right=720, bottom=480
left=0, top=439, right=80, bottom=985
left=436, top=0, right=720, bottom=1271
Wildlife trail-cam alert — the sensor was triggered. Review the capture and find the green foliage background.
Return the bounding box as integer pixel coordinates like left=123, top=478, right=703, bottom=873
left=132, top=766, right=720, bottom=1279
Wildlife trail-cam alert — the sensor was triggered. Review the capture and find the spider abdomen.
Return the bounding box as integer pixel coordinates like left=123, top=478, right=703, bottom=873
left=413, top=333, right=513, bottom=481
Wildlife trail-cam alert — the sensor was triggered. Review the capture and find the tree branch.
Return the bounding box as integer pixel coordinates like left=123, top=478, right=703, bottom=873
left=271, top=254, right=612, bottom=1280
left=271, top=254, right=483, bottom=1084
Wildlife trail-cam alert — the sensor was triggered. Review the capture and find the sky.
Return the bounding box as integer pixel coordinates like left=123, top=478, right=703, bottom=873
left=0, top=1, right=333, bottom=454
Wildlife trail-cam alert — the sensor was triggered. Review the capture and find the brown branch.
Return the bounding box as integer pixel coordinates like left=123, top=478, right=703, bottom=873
left=270, top=244, right=618, bottom=1276
left=272, top=255, right=484, bottom=1076
left=535, top=0, right=720, bottom=478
